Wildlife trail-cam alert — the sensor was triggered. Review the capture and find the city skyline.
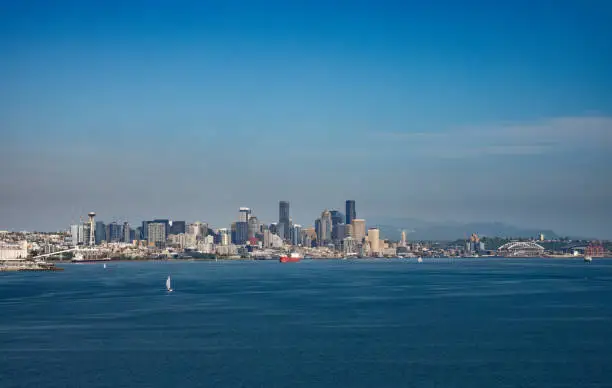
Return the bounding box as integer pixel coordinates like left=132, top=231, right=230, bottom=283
left=1, top=2, right=611, bottom=237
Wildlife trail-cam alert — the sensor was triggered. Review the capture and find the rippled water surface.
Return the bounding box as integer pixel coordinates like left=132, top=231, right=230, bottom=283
left=1, top=258, right=612, bottom=387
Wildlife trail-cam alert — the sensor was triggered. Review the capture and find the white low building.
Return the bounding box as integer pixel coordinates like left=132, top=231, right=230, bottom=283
left=0, top=241, right=28, bottom=260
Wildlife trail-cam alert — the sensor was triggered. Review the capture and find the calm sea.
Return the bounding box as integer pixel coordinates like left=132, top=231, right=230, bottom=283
left=1, top=258, right=611, bottom=387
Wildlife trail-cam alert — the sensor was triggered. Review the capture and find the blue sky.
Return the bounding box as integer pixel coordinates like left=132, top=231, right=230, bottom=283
left=1, top=1, right=611, bottom=237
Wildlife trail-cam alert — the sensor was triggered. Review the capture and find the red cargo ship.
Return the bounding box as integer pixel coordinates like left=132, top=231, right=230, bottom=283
left=279, top=252, right=302, bottom=263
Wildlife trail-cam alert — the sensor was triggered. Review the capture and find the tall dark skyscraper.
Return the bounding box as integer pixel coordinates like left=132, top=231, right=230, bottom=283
left=279, top=201, right=290, bottom=239
left=235, top=222, right=248, bottom=244
left=330, top=210, right=344, bottom=226
left=95, top=221, right=106, bottom=244
left=141, top=221, right=151, bottom=240
left=169, top=221, right=186, bottom=235
left=345, top=200, right=356, bottom=225
left=106, top=222, right=123, bottom=243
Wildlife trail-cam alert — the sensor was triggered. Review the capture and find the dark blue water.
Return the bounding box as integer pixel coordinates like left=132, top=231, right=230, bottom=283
left=1, top=259, right=612, bottom=387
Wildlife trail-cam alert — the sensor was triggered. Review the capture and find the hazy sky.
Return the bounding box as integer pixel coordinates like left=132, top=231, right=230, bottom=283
left=1, top=1, right=611, bottom=237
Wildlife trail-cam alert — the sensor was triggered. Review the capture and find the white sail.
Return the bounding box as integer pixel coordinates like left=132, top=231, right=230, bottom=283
left=166, top=276, right=172, bottom=291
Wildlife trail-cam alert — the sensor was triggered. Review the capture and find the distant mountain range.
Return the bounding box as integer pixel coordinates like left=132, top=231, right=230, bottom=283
left=367, top=217, right=559, bottom=241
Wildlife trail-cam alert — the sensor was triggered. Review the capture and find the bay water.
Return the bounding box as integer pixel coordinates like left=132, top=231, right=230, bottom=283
left=1, top=258, right=611, bottom=387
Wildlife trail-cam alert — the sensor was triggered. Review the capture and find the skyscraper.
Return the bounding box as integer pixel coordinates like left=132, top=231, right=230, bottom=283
left=169, top=221, right=186, bottom=235
left=345, top=200, right=356, bottom=225
left=230, top=222, right=237, bottom=244
left=367, top=228, right=380, bottom=254
left=320, top=210, right=332, bottom=245
left=107, top=222, right=123, bottom=243
left=334, top=224, right=352, bottom=241
left=95, top=221, right=106, bottom=244
left=248, top=216, right=259, bottom=239
left=218, top=228, right=231, bottom=246
left=330, top=210, right=344, bottom=226
left=291, top=224, right=302, bottom=246
left=147, top=222, right=166, bottom=248
left=123, top=222, right=131, bottom=243
left=279, top=201, right=290, bottom=240
left=187, top=222, right=208, bottom=240
left=141, top=221, right=151, bottom=240
left=152, top=219, right=170, bottom=237
left=238, top=207, right=251, bottom=222
left=70, top=224, right=80, bottom=246
left=352, top=219, right=366, bottom=242
left=236, top=207, right=251, bottom=244
left=236, top=222, right=248, bottom=244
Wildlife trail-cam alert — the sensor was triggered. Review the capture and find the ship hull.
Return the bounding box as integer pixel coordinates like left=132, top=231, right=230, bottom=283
left=279, top=256, right=301, bottom=263
left=71, top=258, right=112, bottom=263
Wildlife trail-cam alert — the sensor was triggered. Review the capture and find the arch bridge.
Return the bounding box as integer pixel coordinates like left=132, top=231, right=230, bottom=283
left=497, top=241, right=545, bottom=257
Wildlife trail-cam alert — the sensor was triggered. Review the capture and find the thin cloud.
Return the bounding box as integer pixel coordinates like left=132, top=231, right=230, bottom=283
left=371, top=115, right=612, bottom=158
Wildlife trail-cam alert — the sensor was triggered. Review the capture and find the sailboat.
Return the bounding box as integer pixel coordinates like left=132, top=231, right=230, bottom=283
left=166, top=276, right=173, bottom=292
left=103, top=263, right=107, bottom=269
left=417, top=257, right=423, bottom=263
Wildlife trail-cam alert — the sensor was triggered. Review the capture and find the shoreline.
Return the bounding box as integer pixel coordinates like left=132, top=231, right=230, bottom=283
left=50, top=256, right=612, bottom=264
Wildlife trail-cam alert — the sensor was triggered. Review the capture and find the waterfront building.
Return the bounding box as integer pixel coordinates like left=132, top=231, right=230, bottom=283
left=187, top=222, right=208, bottom=240
left=147, top=222, right=166, bottom=248
left=360, top=240, right=369, bottom=257
left=270, top=233, right=283, bottom=248
left=263, top=229, right=273, bottom=248
left=279, top=201, right=290, bottom=240
left=169, top=233, right=187, bottom=249
left=368, top=228, right=381, bottom=254
left=0, top=241, right=28, bottom=260
left=263, top=229, right=283, bottom=248
left=400, top=230, right=407, bottom=247
left=466, top=233, right=485, bottom=254
left=352, top=219, right=366, bottom=242
left=345, top=200, right=356, bottom=225
left=216, top=244, right=238, bottom=256
left=314, top=219, right=321, bottom=244
left=342, top=236, right=356, bottom=255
